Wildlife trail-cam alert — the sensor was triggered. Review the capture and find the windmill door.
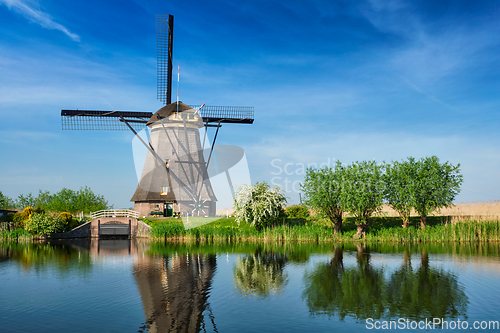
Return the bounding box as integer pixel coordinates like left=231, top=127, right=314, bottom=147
left=164, top=203, right=173, bottom=217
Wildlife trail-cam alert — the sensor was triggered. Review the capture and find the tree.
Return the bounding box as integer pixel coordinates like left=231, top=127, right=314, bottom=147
left=16, top=192, right=36, bottom=209
left=34, top=190, right=53, bottom=210
left=0, top=191, right=15, bottom=209
left=46, top=186, right=109, bottom=213
left=13, top=187, right=109, bottom=213
left=343, top=160, right=385, bottom=238
left=301, top=161, right=346, bottom=234
left=410, top=156, right=462, bottom=229
left=73, top=186, right=110, bottom=213
left=384, top=158, right=417, bottom=228
left=233, top=182, right=287, bottom=229
left=46, top=188, right=75, bottom=213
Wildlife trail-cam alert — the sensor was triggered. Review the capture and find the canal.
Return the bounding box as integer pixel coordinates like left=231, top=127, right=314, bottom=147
left=1, top=240, right=499, bottom=332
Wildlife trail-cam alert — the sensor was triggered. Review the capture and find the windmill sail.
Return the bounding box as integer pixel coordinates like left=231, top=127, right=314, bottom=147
left=61, top=107, right=253, bottom=130
left=156, top=14, right=174, bottom=105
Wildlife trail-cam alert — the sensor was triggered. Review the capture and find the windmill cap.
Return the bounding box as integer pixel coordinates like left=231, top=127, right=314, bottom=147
left=147, top=101, right=194, bottom=126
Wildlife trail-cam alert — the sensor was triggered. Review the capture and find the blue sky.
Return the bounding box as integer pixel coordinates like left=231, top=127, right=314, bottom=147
left=1, top=0, right=499, bottom=208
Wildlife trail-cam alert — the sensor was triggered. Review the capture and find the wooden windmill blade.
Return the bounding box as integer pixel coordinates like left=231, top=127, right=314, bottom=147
left=61, top=110, right=151, bottom=130
left=156, top=14, right=173, bottom=105
left=192, top=105, right=254, bottom=124
left=60, top=105, right=254, bottom=130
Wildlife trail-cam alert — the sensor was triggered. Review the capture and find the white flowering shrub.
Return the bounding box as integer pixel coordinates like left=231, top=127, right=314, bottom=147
left=233, top=182, right=287, bottom=229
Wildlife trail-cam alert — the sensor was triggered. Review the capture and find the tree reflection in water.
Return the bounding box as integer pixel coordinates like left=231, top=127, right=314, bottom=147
left=0, top=240, right=92, bottom=276
left=233, top=248, right=288, bottom=298
left=303, top=245, right=468, bottom=321
left=303, top=244, right=386, bottom=320
left=387, top=248, right=468, bottom=320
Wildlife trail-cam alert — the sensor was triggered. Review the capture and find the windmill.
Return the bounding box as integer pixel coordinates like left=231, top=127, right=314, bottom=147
left=61, top=15, right=254, bottom=218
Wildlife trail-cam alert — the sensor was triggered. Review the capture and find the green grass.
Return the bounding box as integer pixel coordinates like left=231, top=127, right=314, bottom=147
left=0, top=228, right=33, bottom=241
left=147, top=215, right=500, bottom=243
left=2, top=215, right=497, bottom=244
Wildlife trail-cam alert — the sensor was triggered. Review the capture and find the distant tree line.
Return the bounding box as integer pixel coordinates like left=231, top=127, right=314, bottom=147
left=301, top=156, right=463, bottom=237
left=0, top=186, right=110, bottom=214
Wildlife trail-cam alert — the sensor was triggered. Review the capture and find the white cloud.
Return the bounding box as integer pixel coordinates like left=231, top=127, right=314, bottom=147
left=0, top=0, right=80, bottom=42
left=0, top=130, right=58, bottom=144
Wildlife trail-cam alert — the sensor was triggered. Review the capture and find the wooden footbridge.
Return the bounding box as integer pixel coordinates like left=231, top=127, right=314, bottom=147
left=49, top=209, right=151, bottom=239
left=90, top=209, right=141, bottom=237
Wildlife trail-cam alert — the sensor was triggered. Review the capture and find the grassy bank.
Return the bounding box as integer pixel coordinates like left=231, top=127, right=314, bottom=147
left=147, top=216, right=500, bottom=243
left=0, top=228, right=33, bottom=242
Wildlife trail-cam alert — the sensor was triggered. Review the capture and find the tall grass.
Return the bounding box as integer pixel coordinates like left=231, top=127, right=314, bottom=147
left=363, top=221, right=500, bottom=243
left=0, top=228, right=33, bottom=241
left=150, top=218, right=500, bottom=243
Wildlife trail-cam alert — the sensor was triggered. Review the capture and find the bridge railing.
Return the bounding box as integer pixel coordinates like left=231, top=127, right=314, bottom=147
left=90, top=209, right=139, bottom=219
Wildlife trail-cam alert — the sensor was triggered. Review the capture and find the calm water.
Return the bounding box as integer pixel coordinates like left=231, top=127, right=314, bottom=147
left=1, top=240, right=499, bottom=332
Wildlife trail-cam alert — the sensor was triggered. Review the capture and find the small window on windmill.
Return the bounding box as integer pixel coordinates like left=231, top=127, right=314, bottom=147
left=189, top=114, right=194, bottom=120
left=161, top=186, right=170, bottom=195
left=181, top=113, right=187, bottom=119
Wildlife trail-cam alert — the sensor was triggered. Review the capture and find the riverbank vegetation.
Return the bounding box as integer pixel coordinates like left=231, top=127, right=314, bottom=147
left=0, top=187, right=108, bottom=240
left=0, top=186, right=108, bottom=240
left=0, top=208, right=82, bottom=240
left=147, top=215, right=500, bottom=243
left=0, top=156, right=495, bottom=243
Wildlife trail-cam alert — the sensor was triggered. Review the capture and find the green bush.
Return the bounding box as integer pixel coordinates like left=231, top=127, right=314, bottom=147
left=58, top=212, right=72, bottom=223
left=33, top=206, right=45, bottom=214
left=285, top=205, right=310, bottom=219
left=79, top=216, right=91, bottom=225
left=13, top=213, right=23, bottom=223
left=13, top=206, right=33, bottom=228
left=25, top=213, right=65, bottom=236
left=58, top=212, right=78, bottom=231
